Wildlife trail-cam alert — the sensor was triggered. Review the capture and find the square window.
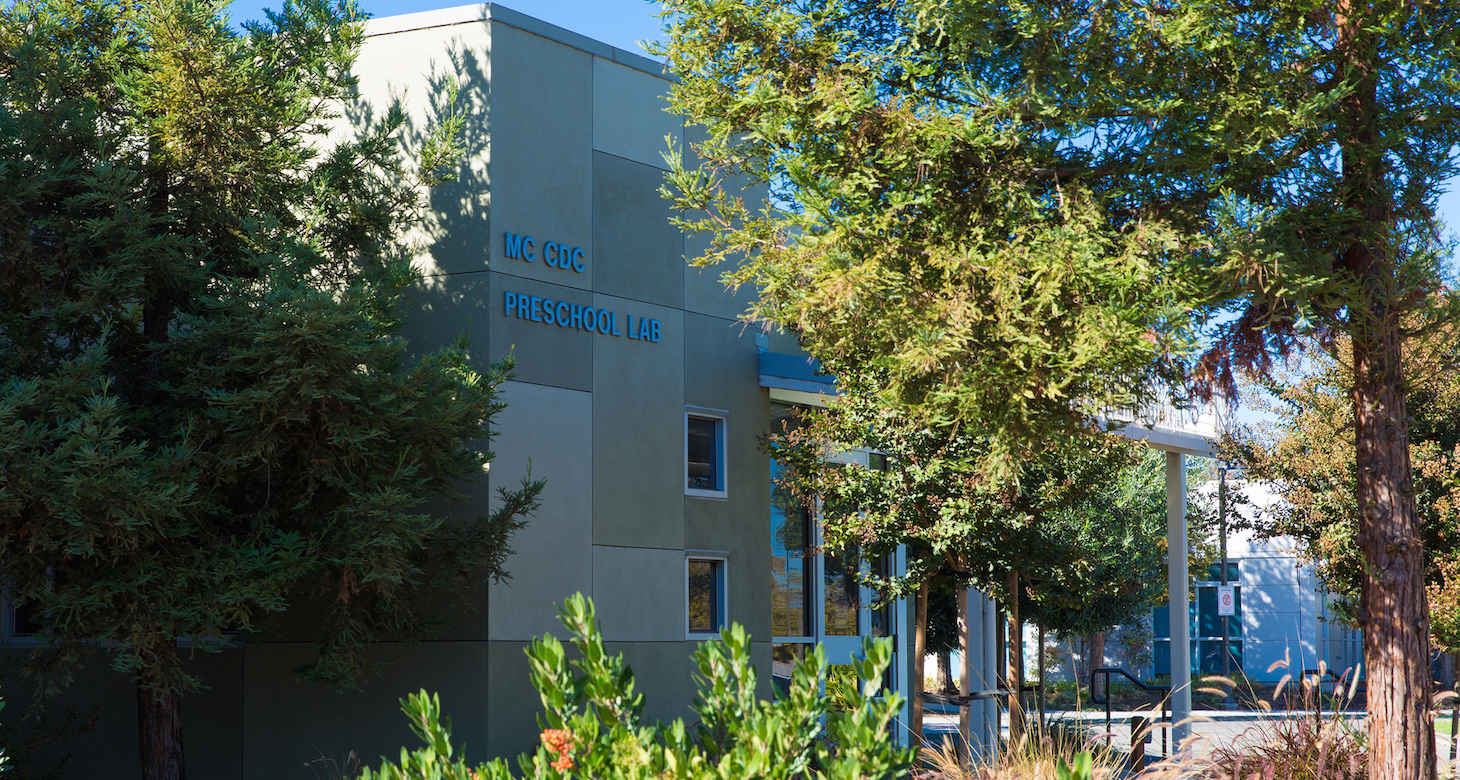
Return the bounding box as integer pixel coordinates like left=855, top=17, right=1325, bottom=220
left=3, top=597, right=42, bottom=643
left=687, top=556, right=726, bottom=637
left=686, top=411, right=726, bottom=497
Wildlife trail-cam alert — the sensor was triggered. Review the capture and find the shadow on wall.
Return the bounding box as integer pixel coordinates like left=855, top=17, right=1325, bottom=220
left=342, top=24, right=496, bottom=365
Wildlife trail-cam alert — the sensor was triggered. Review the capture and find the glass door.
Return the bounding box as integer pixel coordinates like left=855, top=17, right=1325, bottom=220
left=770, top=443, right=900, bottom=700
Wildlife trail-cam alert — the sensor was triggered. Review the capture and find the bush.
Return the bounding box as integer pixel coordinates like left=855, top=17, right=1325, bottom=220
left=359, top=594, right=915, bottom=780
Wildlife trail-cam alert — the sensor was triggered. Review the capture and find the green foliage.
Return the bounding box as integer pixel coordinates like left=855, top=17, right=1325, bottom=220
left=0, top=0, right=542, bottom=714
left=361, top=594, right=915, bottom=780
left=660, top=2, right=1460, bottom=769
left=771, top=393, right=1170, bottom=637
left=1228, top=334, right=1460, bottom=650
left=1053, top=752, right=1093, bottom=780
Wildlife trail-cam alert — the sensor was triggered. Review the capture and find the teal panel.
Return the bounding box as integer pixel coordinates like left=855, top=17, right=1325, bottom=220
left=593, top=546, right=687, bottom=641
left=592, top=152, right=684, bottom=308
left=489, top=21, right=593, bottom=291
left=592, top=58, right=681, bottom=170
left=683, top=313, right=771, bottom=638
left=488, top=381, right=595, bottom=641
left=398, top=271, right=494, bottom=370
left=486, top=640, right=546, bottom=760
left=240, top=642, right=493, bottom=779
left=355, top=20, right=494, bottom=276
left=591, top=297, right=684, bottom=549
left=489, top=272, right=594, bottom=391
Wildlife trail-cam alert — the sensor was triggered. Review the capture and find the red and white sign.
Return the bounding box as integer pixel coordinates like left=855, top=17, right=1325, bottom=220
left=1218, top=585, right=1236, bottom=616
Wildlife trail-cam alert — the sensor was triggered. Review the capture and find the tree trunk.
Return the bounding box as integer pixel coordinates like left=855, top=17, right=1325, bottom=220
left=1353, top=311, right=1436, bottom=780
left=137, top=677, right=185, bottom=780
left=936, top=651, right=953, bottom=694
left=911, top=581, right=927, bottom=746
left=1006, top=569, right=1024, bottom=744
left=1335, top=3, right=1437, bottom=778
left=1088, top=632, right=1106, bottom=675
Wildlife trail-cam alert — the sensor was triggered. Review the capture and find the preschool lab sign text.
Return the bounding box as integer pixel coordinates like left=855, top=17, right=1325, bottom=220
left=500, top=230, right=664, bottom=343
left=502, top=291, right=662, bottom=343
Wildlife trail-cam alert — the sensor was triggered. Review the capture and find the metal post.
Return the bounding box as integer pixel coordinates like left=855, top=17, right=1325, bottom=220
left=1130, top=716, right=1150, bottom=773
left=1166, top=452, right=1192, bottom=750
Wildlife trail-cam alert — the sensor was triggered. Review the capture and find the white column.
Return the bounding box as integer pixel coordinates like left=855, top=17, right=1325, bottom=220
left=958, top=586, right=973, bottom=757
left=895, top=545, right=910, bottom=745
left=982, top=593, right=999, bottom=760
left=1166, top=451, right=1192, bottom=748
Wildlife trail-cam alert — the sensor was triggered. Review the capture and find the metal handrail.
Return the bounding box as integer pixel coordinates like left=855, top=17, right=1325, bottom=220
left=919, top=684, right=1035, bottom=706
left=1089, top=667, right=1172, bottom=757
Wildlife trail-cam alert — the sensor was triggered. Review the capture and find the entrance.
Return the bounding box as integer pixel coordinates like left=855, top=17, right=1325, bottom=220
left=769, top=443, right=903, bottom=701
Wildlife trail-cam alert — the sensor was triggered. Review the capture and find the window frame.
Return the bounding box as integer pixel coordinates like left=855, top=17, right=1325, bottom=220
left=685, top=551, right=728, bottom=639
left=684, top=407, right=728, bottom=499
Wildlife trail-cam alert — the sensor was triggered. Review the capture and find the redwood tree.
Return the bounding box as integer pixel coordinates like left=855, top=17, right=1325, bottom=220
left=660, top=0, right=1460, bottom=775
left=0, top=1, right=543, bottom=778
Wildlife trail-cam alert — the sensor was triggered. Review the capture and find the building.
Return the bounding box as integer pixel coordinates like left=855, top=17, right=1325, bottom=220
left=1149, top=477, right=1363, bottom=686
left=1, top=6, right=912, bottom=777
left=2, top=4, right=1263, bottom=774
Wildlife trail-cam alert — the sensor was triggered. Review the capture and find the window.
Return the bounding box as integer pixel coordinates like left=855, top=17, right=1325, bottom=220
left=1154, top=561, right=1243, bottom=677
left=686, top=409, right=727, bottom=498
left=3, top=570, right=50, bottom=645
left=2, top=597, right=42, bottom=644
left=687, top=554, right=727, bottom=637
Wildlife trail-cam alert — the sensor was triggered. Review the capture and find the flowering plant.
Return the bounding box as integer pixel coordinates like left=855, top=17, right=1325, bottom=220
left=359, top=594, right=913, bottom=779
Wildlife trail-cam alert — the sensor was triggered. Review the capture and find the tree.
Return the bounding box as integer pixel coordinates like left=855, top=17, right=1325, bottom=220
left=659, top=1, right=1460, bottom=775
left=0, top=1, right=544, bottom=778
left=768, top=379, right=1171, bottom=733
left=1230, top=330, right=1460, bottom=654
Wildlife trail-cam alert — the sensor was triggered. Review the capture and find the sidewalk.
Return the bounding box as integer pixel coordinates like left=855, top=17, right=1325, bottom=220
left=923, top=708, right=1460, bottom=770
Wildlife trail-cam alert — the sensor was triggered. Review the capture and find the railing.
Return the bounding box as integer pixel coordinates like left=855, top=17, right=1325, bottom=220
left=1089, top=667, right=1172, bottom=758
left=1100, top=387, right=1228, bottom=439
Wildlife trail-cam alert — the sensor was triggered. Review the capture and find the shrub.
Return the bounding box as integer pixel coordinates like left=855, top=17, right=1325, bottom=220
left=359, top=594, right=915, bottom=779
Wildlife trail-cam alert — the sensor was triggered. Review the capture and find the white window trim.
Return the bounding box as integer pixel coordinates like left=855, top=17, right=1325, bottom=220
left=685, top=406, right=729, bottom=499
left=686, top=550, right=729, bottom=639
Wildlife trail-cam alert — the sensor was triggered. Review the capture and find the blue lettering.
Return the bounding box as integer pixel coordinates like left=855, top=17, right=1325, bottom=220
left=638, top=316, right=651, bottom=340
left=596, top=310, right=611, bottom=334
left=626, top=314, right=638, bottom=339
left=504, top=233, right=536, bottom=261
left=570, top=305, right=585, bottom=329
left=504, top=291, right=518, bottom=317
left=571, top=248, right=586, bottom=273
left=583, top=307, right=598, bottom=332
left=544, top=242, right=559, bottom=268
left=542, top=298, right=556, bottom=325
left=555, top=301, right=569, bottom=327
left=530, top=296, right=543, bottom=322
left=609, top=311, right=621, bottom=336
left=650, top=320, right=661, bottom=343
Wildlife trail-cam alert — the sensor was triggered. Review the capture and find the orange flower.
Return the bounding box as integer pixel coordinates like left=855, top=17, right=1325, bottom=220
left=541, top=727, right=576, bottom=773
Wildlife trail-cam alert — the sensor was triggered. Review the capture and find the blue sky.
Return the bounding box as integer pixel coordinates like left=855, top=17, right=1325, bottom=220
left=227, top=0, right=668, bottom=56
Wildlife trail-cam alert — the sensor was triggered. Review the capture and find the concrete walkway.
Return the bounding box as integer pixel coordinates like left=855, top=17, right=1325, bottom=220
left=923, top=708, right=1460, bottom=773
